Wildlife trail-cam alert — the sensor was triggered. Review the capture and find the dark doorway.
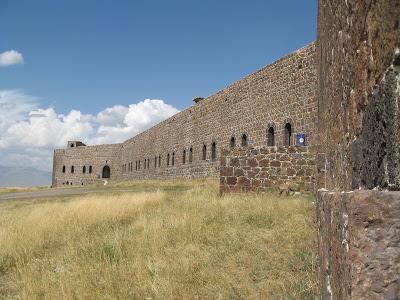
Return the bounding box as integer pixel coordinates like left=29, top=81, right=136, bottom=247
left=211, top=142, right=217, bottom=161
left=284, top=123, right=292, bottom=146
left=102, top=165, right=111, bottom=178
left=241, top=134, right=248, bottom=147
left=230, top=136, right=236, bottom=149
left=267, top=127, right=275, bottom=146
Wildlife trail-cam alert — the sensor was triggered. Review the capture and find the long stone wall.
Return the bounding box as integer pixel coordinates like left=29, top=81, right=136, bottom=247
left=219, top=146, right=315, bottom=194
left=52, top=43, right=317, bottom=186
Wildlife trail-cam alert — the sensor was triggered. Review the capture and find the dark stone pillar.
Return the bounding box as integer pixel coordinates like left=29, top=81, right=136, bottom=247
left=316, top=0, right=400, bottom=298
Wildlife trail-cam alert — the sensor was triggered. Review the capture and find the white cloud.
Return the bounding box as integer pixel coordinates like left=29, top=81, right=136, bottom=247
left=92, top=99, right=179, bottom=144
left=0, top=90, right=179, bottom=171
left=0, top=50, right=24, bottom=67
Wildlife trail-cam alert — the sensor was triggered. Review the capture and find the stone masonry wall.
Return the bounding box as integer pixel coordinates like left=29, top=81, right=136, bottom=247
left=316, top=0, right=400, bottom=298
left=52, top=144, right=122, bottom=186
left=53, top=43, right=317, bottom=186
left=317, top=190, right=400, bottom=299
left=219, top=146, right=315, bottom=194
left=316, top=0, right=400, bottom=191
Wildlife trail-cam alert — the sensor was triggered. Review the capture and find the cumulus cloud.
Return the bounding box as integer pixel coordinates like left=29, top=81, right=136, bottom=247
left=92, top=99, right=179, bottom=144
left=0, top=50, right=24, bottom=66
left=0, top=90, right=179, bottom=171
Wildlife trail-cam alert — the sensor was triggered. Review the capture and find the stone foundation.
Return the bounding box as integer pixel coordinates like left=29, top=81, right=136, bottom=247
left=316, top=190, right=400, bottom=299
left=219, top=146, right=315, bottom=194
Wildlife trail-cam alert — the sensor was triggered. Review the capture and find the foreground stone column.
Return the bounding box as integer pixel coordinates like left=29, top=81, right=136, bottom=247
left=316, top=0, right=400, bottom=298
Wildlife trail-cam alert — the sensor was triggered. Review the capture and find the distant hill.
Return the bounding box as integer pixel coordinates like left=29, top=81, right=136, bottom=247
left=0, top=165, right=52, bottom=187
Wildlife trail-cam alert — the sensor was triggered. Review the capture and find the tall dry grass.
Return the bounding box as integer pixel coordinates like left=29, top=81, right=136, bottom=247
left=0, top=180, right=318, bottom=299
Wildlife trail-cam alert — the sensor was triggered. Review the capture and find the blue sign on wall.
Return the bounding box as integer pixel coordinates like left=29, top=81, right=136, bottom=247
left=295, top=133, right=306, bottom=146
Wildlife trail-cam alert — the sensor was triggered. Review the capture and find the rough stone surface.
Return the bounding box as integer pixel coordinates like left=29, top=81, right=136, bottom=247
left=317, top=190, right=400, bottom=299
left=316, top=0, right=400, bottom=191
left=52, top=144, right=122, bottom=186
left=52, top=44, right=317, bottom=187
left=316, top=1, right=400, bottom=298
left=220, top=146, right=315, bottom=194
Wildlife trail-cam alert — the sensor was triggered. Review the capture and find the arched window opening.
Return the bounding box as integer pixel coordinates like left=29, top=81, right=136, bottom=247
left=62, top=165, right=66, bottom=173
left=158, top=155, right=161, bottom=167
left=211, top=142, right=217, bottom=161
left=267, top=127, right=275, bottom=146
left=189, top=148, right=193, bottom=163
left=241, top=134, right=248, bottom=147
left=147, top=158, right=150, bottom=169
left=66, top=181, right=69, bottom=185
left=202, top=144, right=207, bottom=160
left=230, top=136, right=236, bottom=149
left=83, top=166, right=86, bottom=174
left=182, top=149, right=186, bottom=164
left=167, top=153, right=170, bottom=167
left=284, top=123, right=292, bottom=146
left=172, top=152, right=175, bottom=166
left=89, top=166, right=92, bottom=174
left=135, top=161, right=137, bottom=171
left=102, top=165, right=111, bottom=179
left=144, top=159, right=147, bottom=169
left=71, top=166, right=75, bottom=174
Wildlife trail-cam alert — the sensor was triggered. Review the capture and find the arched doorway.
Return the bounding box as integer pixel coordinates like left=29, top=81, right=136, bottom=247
left=284, top=123, right=292, bottom=146
left=102, top=165, right=111, bottom=179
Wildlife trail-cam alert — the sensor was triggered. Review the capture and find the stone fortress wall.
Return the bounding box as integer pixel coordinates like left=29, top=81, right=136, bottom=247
left=52, top=144, right=123, bottom=186
left=219, top=145, right=316, bottom=194
left=52, top=1, right=400, bottom=298
left=52, top=43, right=317, bottom=187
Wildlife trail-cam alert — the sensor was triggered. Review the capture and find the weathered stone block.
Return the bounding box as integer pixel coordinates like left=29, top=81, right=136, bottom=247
left=234, top=168, right=244, bottom=177
left=220, top=166, right=233, bottom=177
left=226, top=176, right=237, bottom=185
left=252, top=179, right=261, bottom=187
left=270, top=160, right=281, bottom=167
left=259, top=159, right=269, bottom=167
left=230, top=158, right=240, bottom=167
left=317, top=190, right=400, bottom=300
left=247, top=158, right=258, bottom=167
left=238, top=176, right=251, bottom=187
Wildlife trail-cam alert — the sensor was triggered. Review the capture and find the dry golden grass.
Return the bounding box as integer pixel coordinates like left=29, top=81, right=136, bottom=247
left=0, top=186, right=49, bottom=195
left=0, top=179, right=318, bottom=299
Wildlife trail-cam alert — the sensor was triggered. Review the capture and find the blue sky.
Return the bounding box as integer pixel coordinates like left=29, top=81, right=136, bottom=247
left=1, top=0, right=317, bottom=113
left=0, top=0, right=317, bottom=171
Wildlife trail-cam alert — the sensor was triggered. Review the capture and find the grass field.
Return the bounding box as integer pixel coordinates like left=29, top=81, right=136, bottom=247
left=0, top=186, right=49, bottom=195
left=0, top=179, right=319, bottom=299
